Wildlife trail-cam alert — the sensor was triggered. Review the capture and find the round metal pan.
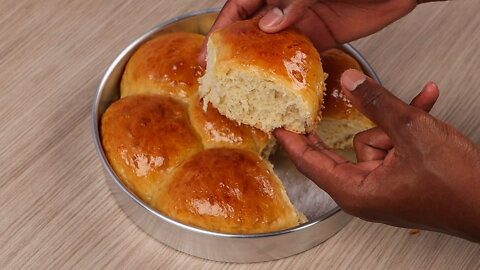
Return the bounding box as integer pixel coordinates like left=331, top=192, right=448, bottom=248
left=92, top=8, right=381, bottom=263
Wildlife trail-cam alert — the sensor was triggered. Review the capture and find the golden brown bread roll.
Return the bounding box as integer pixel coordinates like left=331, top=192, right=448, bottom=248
left=317, top=48, right=375, bottom=149
left=188, top=94, right=274, bottom=156
left=120, top=33, right=205, bottom=103
left=199, top=18, right=326, bottom=134
left=156, top=148, right=306, bottom=233
left=101, top=95, right=203, bottom=205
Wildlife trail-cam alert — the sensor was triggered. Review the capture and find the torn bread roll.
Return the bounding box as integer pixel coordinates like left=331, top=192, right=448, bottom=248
left=199, top=18, right=326, bottom=134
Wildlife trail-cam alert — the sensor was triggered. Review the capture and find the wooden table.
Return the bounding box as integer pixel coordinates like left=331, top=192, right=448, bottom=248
left=1, top=0, right=479, bottom=269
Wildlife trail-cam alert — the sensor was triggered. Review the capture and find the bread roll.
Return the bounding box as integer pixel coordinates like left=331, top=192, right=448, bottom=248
left=317, top=48, right=375, bottom=149
left=101, top=95, right=203, bottom=205
left=199, top=18, right=326, bottom=134
left=121, top=33, right=205, bottom=103
left=156, top=148, right=306, bottom=233
left=188, top=94, right=274, bottom=157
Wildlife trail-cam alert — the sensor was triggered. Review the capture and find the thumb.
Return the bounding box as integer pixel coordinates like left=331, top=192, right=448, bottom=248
left=259, top=0, right=313, bottom=33
left=340, top=69, right=420, bottom=143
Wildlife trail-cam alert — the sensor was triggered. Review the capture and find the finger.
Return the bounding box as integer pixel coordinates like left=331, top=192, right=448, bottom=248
left=273, top=128, right=337, bottom=184
left=273, top=128, right=338, bottom=171
left=410, top=81, right=439, bottom=112
left=259, top=0, right=315, bottom=33
left=354, top=127, right=391, bottom=162
left=353, top=81, right=440, bottom=162
left=340, top=69, right=421, bottom=144
left=251, top=4, right=273, bottom=18
left=305, top=133, right=347, bottom=164
left=275, top=128, right=374, bottom=197
left=199, top=0, right=265, bottom=67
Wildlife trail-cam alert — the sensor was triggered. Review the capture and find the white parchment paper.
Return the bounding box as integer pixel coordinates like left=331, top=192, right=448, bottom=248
left=270, top=148, right=355, bottom=220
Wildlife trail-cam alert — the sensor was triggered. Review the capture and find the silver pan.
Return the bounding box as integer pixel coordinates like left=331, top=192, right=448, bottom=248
left=91, top=8, right=381, bottom=263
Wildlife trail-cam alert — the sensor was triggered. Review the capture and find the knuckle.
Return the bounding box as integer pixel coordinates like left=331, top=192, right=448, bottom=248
left=233, top=0, right=251, bottom=19
left=396, top=110, right=428, bottom=135
left=353, top=130, right=368, bottom=144
left=401, top=111, right=440, bottom=138
left=400, top=111, right=420, bottom=129
left=353, top=133, right=366, bottom=152
left=310, top=140, right=326, bottom=151
left=415, top=119, right=466, bottom=157
left=359, top=88, right=387, bottom=111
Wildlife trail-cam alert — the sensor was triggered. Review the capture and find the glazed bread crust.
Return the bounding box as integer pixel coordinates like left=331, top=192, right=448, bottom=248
left=101, top=95, right=203, bottom=205
left=156, top=148, right=306, bottom=234
left=121, top=32, right=205, bottom=103
left=317, top=48, right=375, bottom=149
left=188, top=93, right=271, bottom=153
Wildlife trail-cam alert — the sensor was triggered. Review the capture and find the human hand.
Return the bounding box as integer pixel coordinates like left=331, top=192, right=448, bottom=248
left=274, top=69, right=480, bottom=242
left=200, top=0, right=440, bottom=67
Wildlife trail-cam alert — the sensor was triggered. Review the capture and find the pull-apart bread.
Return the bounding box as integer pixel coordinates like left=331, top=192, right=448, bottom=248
left=101, top=22, right=373, bottom=233
left=101, top=32, right=303, bottom=234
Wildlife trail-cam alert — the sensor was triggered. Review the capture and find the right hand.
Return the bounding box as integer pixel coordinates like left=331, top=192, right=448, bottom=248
left=200, top=0, right=439, bottom=66
left=274, top=70, right=480, bottom=242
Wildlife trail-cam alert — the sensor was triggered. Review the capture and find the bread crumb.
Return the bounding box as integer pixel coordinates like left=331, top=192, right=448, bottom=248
left=409, top=229, right=421, bottom=235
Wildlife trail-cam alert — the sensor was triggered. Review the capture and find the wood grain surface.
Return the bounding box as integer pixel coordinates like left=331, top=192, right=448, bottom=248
left=1, top=0, right=479, bottom=269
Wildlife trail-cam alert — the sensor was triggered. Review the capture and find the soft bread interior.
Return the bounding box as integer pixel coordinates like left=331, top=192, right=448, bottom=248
left=260, top=138, right=278, bottom=161
left=316, top=114, right=374, bottom=149
left=199, top=40, right=315, bottom=134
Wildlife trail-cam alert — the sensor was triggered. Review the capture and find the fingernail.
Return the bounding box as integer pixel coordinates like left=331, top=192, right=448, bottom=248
left=259, top=7, right=283, bottom=28
left=341, top=69, right=367, bottom=91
